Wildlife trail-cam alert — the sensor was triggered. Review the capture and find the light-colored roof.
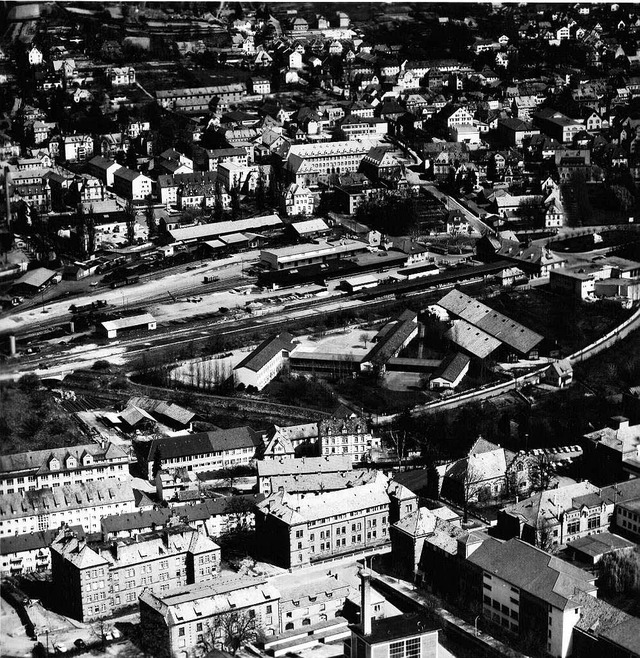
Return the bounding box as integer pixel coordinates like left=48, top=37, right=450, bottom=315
left=291, top=219, right=330, bottom=235
left=13, top=267, right=57, bottom=289
left=444, top=319, right=501, bottom=359
left=258, top=455, right=352, bottom=478
left=169, top=215, right=282, bottom=243
left=101, top=313, right=155, bottom=332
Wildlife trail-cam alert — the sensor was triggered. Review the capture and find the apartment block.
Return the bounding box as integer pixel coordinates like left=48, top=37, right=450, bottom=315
left=285, top=141, right=368, bottom=186
left=51, top=525, right=220, bottom=621
left=0, top=442, right=130, bottom=495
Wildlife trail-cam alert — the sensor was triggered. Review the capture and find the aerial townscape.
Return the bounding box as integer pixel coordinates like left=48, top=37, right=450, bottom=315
left=3, top=2, right=640, bottom=658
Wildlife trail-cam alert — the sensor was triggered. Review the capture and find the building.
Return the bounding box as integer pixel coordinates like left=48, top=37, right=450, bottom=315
left=261, top=423, right=319, bottom=460
left=318, top=415, right=380, bottom=463
left=496, top=478, right=640, bottom=548
left=168, top=215, right=283, bottom=245
left=0, top=442, right=130, bottom=495
left=99, top=313, right=156, bottom=339
left=437, top=289, right=544, bottom=361
left=88, top=156, right=121, bottom=187
left=260, top=240, right=369, bottom=271
left=0, top=479, right=136, bottom=537
left=497, top=118, right=541, bottom=147
left=428, top=352, right=470, bottom=390
left=63, top=135, right=94, bottom=162
left=347, top=571, right=439, bottom=658
left=466, top=536, right=597, bottom=658
left=135, top=427, right=261, bottom=480
left=254, top=472, right=416, bottom=569
left=360, top=310, right=419, bottom=373
left=0, top=525, right=85, bottom=576
left=615, top=499, right=640, bottom=542
left=582, top=416, right=640, bottom=483
left=257, top=455, right=354, bottom=495
left=233, top=332, right=296, bottom=391
left=11, top=267, right=59, bottom=295
left=532, top=108, right=583, bottom=144
left=107, top=66, right=135, bottom=87
left=155, top=83, right=246, bottom=113
left=113, top=167, right=153, bottom=200
left=139, top=577, right=280, bottom=658
left=286, top=141, right=369, bottom=186
left=51, top=525, right=220, bottom=621
left=281, top=184, right=315, bottom=216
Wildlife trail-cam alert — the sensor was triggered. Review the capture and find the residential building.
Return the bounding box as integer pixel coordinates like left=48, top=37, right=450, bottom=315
left=615, top=499, right=640, bottom=542
left=260, top=423, right=319, bottom=460
left=254, top=472, right=416, bottom=569
left=113, top=167, right=153, bottom=200
left=0, top=479, right=136, bottom=537
left=139, top=577, right=281, bottom=658
left=207, top=147, right=249, bottom=171
left=216, top=162, right=271, bottom=194
left=155, top=83, right=246, bottom=113
left=0, top=442, right=130, bottom=495
left=318, top=415, right=380, bottom=463
left=107, top=66, right=135, bottom=87
left=134, top=427, right=262, bottom=480
left=27, top=46, right=43, bottom=66
left=532, top=108, right=583, bottom=144
left=63, top=135, right=94, bottom=162
left=497, top=118, right=541, bottom=147
left=233, top=332, right=296, bottom=391
left=51, top=525, right=220, bottom=621
left=257, top=455, right=354, bottom=495
left=0, top=525, right=85, bottom=576
left=281, top=183, right=315, bottom=216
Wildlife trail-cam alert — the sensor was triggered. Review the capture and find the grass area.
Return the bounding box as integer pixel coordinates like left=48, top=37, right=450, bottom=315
left=484, top=288, right=632, bottom=355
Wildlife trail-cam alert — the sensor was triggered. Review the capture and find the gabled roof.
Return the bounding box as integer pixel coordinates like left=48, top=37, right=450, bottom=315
left=234, top=332, right=295, bottom=373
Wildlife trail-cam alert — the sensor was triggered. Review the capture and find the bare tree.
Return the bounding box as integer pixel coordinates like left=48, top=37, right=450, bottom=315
left=387, top=427, right=409, bottom=472
left=125, top=200, right=137, bottom=245
left=199, top=611, right=264, bottom=656
left=359, top=332, right=369, bottom=349
left=462, top=462, right=484, bottom=524
left=535, top=516, right=556, bottom=553
left=529, top=454, right=554, bottom=492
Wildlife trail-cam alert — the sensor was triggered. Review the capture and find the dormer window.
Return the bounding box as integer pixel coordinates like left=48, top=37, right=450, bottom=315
left=82, top=454, right=93, bottom=466
left=66, top=456, right=77, bottom=469
left=49, top=458, right=60, bottom=471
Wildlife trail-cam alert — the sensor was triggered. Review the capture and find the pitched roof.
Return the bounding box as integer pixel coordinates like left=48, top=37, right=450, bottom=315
left=468, top=537, right=597, bottom=610
left=431, top=351, right=470, bottom=383
left=257, top=455, right=352, bottom=479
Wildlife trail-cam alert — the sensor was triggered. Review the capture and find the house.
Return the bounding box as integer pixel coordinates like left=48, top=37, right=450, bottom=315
left=254, top=472, right=416, bottom=569
left=107, top=66, right=135, bottom=87
left=261, top=423, right=319, bottom=460
left=63, top=134, right=93, bottom=162
left=0, top=442, right=130, bottom=496
left=27, top=46, right=43, bottom=66
left=233, top=332, right=296, bottom=391
left=139, top=577, right=281, bottom=658
left=251, top=77, right=271, bottom=95
left=497, top=118, right=541, bottom=147
left=543, top=359, right=574, bottom=388
left=281, top=184, right=315, bottom=216
left=51, top=525, right=220, bottom=621
left=0, top=479, right=136, bottom=537
left=532, top=108, right=583, bottom=144
left=112, top=167, right=153, bottom=200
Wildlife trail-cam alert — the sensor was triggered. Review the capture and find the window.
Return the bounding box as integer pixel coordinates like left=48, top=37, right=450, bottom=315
left=178, top=628, right=185, bottom=637
left=588, top=516, right=600, bottom=530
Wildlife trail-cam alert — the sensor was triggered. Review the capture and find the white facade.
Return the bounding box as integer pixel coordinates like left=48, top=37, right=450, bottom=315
left=63, top=135, right=94, bottom=162
left=108, top=66, right=136, bottom=87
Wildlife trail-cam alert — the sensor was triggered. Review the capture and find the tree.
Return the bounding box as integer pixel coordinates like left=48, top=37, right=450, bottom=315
left=124, top=200, right=136, bottom=244
left=599, top=548, right=640, bottom=594
left=461, top=462, right=484, bottom=524
left=200, top=611, right=264, bottom=656
left=359, top=332, right=369, bottom=349
left=86, top=212, right=96, bottom=255
left=213, top=182, right=224, bottom=222
left=516, top=196, right=546, bottom=228
left=529, top=454, right=554, bottom=492
left=145, top=199, right=157, bottom=239
left=255, top=168, right=267, bottom=210
left=534, top=516, right=555, bottom=553
left=152, top=446, right=163, bottom=479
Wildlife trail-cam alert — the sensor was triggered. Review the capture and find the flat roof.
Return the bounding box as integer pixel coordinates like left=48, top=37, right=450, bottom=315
left=262, top=239, right=368, bottom=262
left=101, top=313, right=155, bottom=332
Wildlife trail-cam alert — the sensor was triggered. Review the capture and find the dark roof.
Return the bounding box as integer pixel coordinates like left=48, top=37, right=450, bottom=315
left=431, top=352, right=470, bottom=383
left=351, top=612, right=439, bottom=643
left=0, top=525, right=85, bottom=555
left=234, top=332, right=295, bottom=373
left=145, top=427, right=260, bottom=463
left=365, top=312, right=418, bottom=367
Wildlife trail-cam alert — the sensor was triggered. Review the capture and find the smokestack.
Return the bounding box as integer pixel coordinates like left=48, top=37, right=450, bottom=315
left=69, top=321, right=75, bottom=334
left=4, top=166, right=11, bottom=227
left=8, top=335, right=16, bottom=356
left=360, top=566, right=372, bottom=636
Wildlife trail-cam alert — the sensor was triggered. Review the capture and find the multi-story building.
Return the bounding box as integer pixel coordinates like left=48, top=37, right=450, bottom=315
left=254, top=473, right=417, bottom=569
left=285, top=141, right=368, bottom=186
left=615, top=498, right=640, bottom=541
left=260, top=423, right=319, bottom=460
left=281, top=183, right=315, bottom=216
left=233, top=332, right=295, bottom=391
left=465, top=536, right=597, bottom=658
left=0, top=525, right=86, bottom=576
left=318, top=415, right=380, bottom=463
left=0, top=442, right=130, bottom=495
left=139, top=577, right=281, bottom=658
left=582, top=416, right=640, bottom=483
left=62, top=134, right=94, bottom=162
left=51, top=525, right=220, bottom=621
left=158, top=171, right=220, bottom=207
left=107, top=66, right=136, bottom=87
left=496, top=478, right=640, bottom=547
left=155, top=83, right=246, bottom=113
left=0, top=479, right=136, bottom=537
left=207, top=147, right=249, bottom=171
left=113, top=167, right=153, bottom=200
left=88, top=156, right=121, bottom=188
left=532, top=109, right=583, bottom=144
left=257, top=455, right=354, bottom=495
left=216, top=162, right=271, bottom=194
left=135, top=427, right=261, bottom=480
